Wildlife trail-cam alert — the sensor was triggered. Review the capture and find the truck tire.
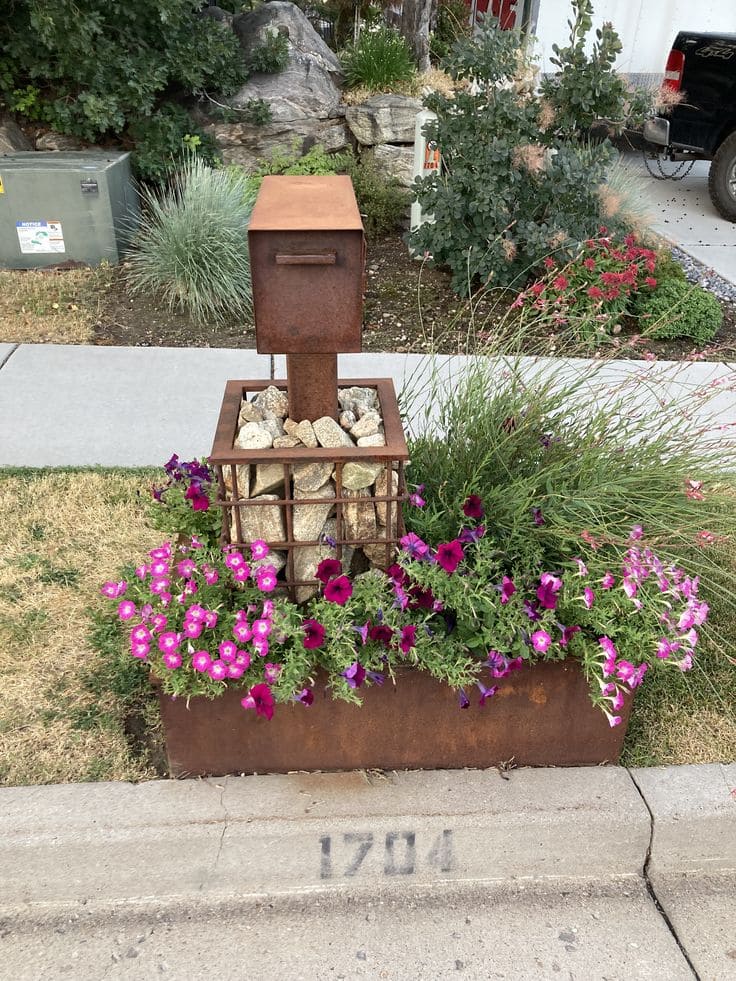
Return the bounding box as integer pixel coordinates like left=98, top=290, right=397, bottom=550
left=709, top=131, right=736, bottom=222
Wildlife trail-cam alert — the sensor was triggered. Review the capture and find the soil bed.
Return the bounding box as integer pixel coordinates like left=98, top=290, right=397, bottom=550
left=91, top=234, right=736, bottom=361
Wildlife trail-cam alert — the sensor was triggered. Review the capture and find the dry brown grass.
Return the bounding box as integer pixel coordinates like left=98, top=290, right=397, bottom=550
left=0, top=265, right=112, bottom=345
left=340, top=69, right=458, bottom=105
left=0, top=471, right=160, bottom=785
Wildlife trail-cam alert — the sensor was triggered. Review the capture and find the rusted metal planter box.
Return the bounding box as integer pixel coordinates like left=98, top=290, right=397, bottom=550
left=157, top=660, right=633, bottom=778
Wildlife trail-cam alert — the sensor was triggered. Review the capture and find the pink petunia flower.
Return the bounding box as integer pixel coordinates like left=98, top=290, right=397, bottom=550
left=255, top=566, right=278, bottom=593
left=117, top=600, right=137, bottom=621
left=192, top=650, right=212, bottom=673
left=252, top=618, right=272, bottom=639
left=241, top=683, right=275, bottom=720
left=583, top=587, right=595, bottom=609
left=157, top=631, right=180, bottom=654
left=101, top=580, right=127, bottom=599
left=399, top=625, right=417, bottom=654
left=500, top=576, right=516, bottom=605
left=302, top=619, right=326, bottom=650
left=233, top=621, right=252, bottom=644
left=531, top=630, right=552, bottom=653
left=208, top=660, right=228, bottom=681
left=130, top=641, right=150, bottom=660
left=218, top=640, right=237, bottom=663
left=250, top=540, right=270, bottom=561
left=224, top=551, right=246, bottom=571
left=163, top=650, right=182, bottom=671
left=264, top=662, right=281, bottom=684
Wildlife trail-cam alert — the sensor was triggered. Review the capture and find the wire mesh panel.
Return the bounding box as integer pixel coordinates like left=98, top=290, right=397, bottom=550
left=210, top=379, right=409, bottom=600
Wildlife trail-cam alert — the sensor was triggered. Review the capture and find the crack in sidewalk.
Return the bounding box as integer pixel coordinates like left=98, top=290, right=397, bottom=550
left=0, top=343, right=19, bottom=372
left=628, top=768, right=701, bottom=980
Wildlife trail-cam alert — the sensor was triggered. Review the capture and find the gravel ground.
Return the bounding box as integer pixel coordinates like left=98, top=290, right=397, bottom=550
left=671, top=245, right=736, bottom=304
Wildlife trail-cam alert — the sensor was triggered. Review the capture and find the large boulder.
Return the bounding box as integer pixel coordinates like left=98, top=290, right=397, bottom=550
left=0, top=117, right=32, bottom=153
left=367, top=143, right=415, bottom=187
left=231, top=2, right=343, bottom=120
left=207, top=1, right=348, bottom=169
left=345, top=95, right=422, bottom=146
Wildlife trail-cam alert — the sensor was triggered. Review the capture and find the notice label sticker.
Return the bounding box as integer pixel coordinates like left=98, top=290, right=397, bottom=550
left=0, top=176, right=4, bottom=194
left=16, top=220, right=65, bottom=255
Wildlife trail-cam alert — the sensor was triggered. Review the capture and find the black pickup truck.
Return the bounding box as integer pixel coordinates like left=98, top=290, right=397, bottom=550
left=644, top=31, right=736, bottom=221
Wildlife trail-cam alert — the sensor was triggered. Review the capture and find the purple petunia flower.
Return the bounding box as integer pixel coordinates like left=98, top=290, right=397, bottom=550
left=531, top=507, right=545, bottom=526
left=342, top=661, right=366, bottom=689
left=458, top=688, right=470, bottom=709
left=477, top=682, right=499, bottom=706
left=500, top=576, right=516, bottom=605
left=399, top=624, right=417, bottom=654
left=559, top=624, right=581, bottom=647
left=296, top=688, right=314, bottom=706
left=400, top=532, right=430, bottom=560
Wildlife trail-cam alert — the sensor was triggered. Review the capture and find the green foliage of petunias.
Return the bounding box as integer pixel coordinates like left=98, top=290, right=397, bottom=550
left=126, top=156, right=257, bottom=325
left=633, top=280, right=724, bottom=346
left=341, top=27, right=417, bottom=90
left=1, top=0, right=247, bottom=179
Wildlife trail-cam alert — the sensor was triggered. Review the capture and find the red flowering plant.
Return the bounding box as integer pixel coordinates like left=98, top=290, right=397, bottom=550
left=512, top=231, right=659, bottom=346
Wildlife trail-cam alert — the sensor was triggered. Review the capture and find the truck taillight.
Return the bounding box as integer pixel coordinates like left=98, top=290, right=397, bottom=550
left=663, top=49, right=685, bottom=91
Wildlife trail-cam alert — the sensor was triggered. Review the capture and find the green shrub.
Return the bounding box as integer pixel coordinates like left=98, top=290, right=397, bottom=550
left=126, top=156, right=257, bottom=324
left=127, top=106, right=220, bottom=184
left=430, top=0, right=471, bottom=64
left=633, top=280, right=723, bottom=345
left=256, top=141, right=350, bottom=177
left=539, top=0, right=651, bottom=138
left=244, top=31, right=290, bottom=75
left=0, top=0, right=247, bottom=180
left=344, top=153, right=410, bottom=238
left=341, top=27, right=417, bottom=90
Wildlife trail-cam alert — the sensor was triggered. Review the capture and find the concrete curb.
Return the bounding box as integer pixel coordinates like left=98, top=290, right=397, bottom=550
left=0, top=767, right=650, bottom=911
left=631, top=763, right=736, bottom=874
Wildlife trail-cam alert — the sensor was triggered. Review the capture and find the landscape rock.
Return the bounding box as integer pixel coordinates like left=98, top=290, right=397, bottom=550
left=342, top=460, right=383, bottom=490
left=206, top=117, right=349, bottom=171
left=292, top=460, right=334, bottom=493
left=363, top=539, right=394, bottom=567
left=260, top=410, right=285, bottom=441
left=199, top=5, right=233, bottom=27
left=0, top=117, right=32, bottom=153
left=343, top=488, right=377, bottom=542
left=273, top=435, right=301, bottom=449
left=375, top=468, right=399, bottom=526
left=235, top=422, right=273, bottom=450
left=236, top=494, right=286, bottom=545
left=238, top=400, right=264, bottom=425
left=338, top=386, right=379, bottom=417
left=251, top=462, right=286, bottom=496
left=313, top=416, right=355, bottom=449
left=253, top=386, right=289, bottom=419
left=293, top=481, right=335, bottom=542
left=339, top=410, right=357, bottom=430
left=296, top=419, right=318, bottom=448
left=223, top=464, right=250, bottom=500
left=357, top=433, right=386, bottom=447
left=283, top=418, right=300, bottom=438
left=368, top=143, right=415, bottom=188
left=345, top=95, right=422, bottom=146
left=350, top=413, right=381, bottom=439
left=35, top=131, right=89, bottom=151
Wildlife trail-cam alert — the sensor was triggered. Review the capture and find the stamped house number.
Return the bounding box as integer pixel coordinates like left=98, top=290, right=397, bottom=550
left=319, top=829, right=454, bottom=879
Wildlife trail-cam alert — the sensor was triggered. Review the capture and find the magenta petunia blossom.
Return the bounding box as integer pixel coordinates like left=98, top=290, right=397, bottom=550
left=342, top=661, right=366, bottom=689
left=176, top=559, right=196, bottom=578
left=264, top=662, right=281, bottom=684
left=117, top=600, right=137, bottom=621
left=302, top=619, right=326, bottom=650
left=531, top=630, right=552, bottom=653
left=157, top=631, right=180, bottom=653
left=130, top=641, right=150, bottom=660
left=436, top=540, right=464, bottom=574
left=399, top=625, right=417, bottom=654
left=601, top=571, right=615, bottom=589
left=150, top=613, right=168, bottom=633
left=182, top=620, right=203, bottom=639
left=409, top=487, right=426, bottom=508
left=232, top=565, right=250, bottom=583
left=559, top=624, right=581, bottom=647
left=218, top=640, right=237, bottom=663
left=250, top=540, right=270, bottom=561
left=583, top=587, right=595, bottom=609
left=227, top=663, right=245, bottom=679
left=235, top=650, right=251, bottom=669
left=149, top=544, right=172, bottom=560
left=574, top=558, right=588, bottom=576
left=101, top=580, right=127, bottom=599
left=192, top=650, right=212, bottom=673
left=233, top=621, right=252, bottom=644
left=629, top=524, right=644, bottom=540
left=241, top=683, right=275, bottom=720
left=252, top=618, right=272, bottom=639
left=296, top=688, right=314, bottom=706
left=150, top=560, right=169, bottom=577
left=462, top=495, right=485, bottom=519
left=224, top=551, right=246, bottom=571
left=253, top=638, right=269, bottom=658
left=202, top=565, right=219, bottom=585
left=315, top=558, right=342, bottom=584
left=185, top=484, right=210, bottom=511
left=500, top=576, right=516, bottom=605
left=324, top=575, right=353, bottom=605
left=369, top=623, right=394, bottom=647
left=255, top=566, right=278, bottom=593
left=131, top=624, right=151, bottom=644
left=163, top=650, right=182, bottom=671
left=531, top=507, right=545, bottom=526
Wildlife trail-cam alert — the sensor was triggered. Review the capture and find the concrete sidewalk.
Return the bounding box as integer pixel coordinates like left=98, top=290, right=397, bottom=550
left=0, top=765, right=734, bottom=980
left=2, top=343, right=736, bottom=467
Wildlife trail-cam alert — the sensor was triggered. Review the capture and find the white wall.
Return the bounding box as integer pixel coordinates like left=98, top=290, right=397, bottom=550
left=533, top=0, right=736, bottom=77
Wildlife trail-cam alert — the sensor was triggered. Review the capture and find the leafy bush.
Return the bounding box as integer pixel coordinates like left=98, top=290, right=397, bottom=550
left=539, top=0, right=651, bottom=138
left=344, top=153, right=410, bottom=238
left=633, top=280, right=724, bottom=345
left=430, top=0, right=471, bottom=64
left=411, top=22, right=617, bottom=293
left=126, top=156, right=257, bottom=324
left=341, top=27, right=417, bottom=90
left=244, top=31, right=290, bottom=75
left=256, top=141, right=350, bottom=177
left=1, top=0, right=246, bottom=180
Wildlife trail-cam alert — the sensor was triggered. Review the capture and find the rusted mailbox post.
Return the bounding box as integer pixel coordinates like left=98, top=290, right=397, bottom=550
left=248, top=175, right=365, bottom=421
left=208, top=174, right=409, bottom=597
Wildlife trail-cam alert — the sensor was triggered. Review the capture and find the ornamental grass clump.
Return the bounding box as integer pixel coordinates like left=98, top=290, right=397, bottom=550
left=341, top=26, right=417, bottom=90
left=126, top=156, right=257, bottom=324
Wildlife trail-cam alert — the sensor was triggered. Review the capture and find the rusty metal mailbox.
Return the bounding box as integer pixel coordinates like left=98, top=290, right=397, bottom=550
left=248, top=175, right=365, bottom=354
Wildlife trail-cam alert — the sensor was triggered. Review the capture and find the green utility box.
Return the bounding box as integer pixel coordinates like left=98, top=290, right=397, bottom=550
left=0, top=151, right=139, bottom=269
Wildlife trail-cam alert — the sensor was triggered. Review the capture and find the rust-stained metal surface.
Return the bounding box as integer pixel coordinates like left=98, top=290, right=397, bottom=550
left=158, top=660, right=634, bottom=778
left=286, top=353, right=338, bottom=421
left=248, top=175, right=365, bottom=356
left=209, top=378, right=410, bottom=595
